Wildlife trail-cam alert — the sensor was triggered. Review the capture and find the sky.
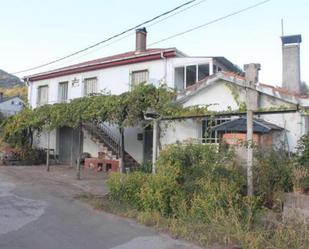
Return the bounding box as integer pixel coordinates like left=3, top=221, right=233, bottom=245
left=1, top=0, right=308, bottom=86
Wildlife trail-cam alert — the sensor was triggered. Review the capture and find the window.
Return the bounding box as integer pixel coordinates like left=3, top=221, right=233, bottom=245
left=84, top=77, right=97, bottom=96
left=174, top=67, right=184, bottom=90
left=174, top=63, right=210, bottom=89
left=11, top=100, right=15, bottom=105
left=58, top=81, right=68, bottom=103
left=202, top=117, right=230, bottom=144
left=186, top=65, right=196, bottom=87
left=198, top=64, right=210, bottom=81
left=131, top=70, right=149, bottom=87
left=37, top=85, right=48, bottom=106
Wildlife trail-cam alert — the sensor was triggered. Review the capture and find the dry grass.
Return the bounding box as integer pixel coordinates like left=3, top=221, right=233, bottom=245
left=293, top=167, right=309, bottom=192
left=76, top=193, right=309, bottom=249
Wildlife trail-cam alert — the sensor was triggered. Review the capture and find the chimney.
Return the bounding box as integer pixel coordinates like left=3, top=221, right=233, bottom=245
left=244, top=63, right=260, bottom=110
left=281, top=34, right=302, bottom=93
left=135, top=27, right=147, bottom=53
left=244, top=63, right=261, bottom=87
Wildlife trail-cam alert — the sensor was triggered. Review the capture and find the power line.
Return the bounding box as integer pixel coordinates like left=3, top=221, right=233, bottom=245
left=149, top=0, right=271, bottom=46
left=32, top=0, right=209, bottom=72
left=13, top=0, right=198, bottom=75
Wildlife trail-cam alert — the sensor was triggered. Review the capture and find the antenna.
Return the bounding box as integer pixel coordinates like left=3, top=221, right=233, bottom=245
left=281, top=18, right=284, bottom=36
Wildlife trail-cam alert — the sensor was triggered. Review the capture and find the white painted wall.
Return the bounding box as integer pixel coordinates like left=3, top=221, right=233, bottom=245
left=183, top=81, right=240, bottom=111
left=0, top=97, right=24, bottom=116
left=33, top=129, right=57, bottom=151
left=160, top=119, right=200, bottom=147
left=28, top=56, right=217, bottom=108
left=82, top=130, right=100, bottom=158
left=124, top=127, right=144, bottom=163
left=260, top=112, right=304, bottom=152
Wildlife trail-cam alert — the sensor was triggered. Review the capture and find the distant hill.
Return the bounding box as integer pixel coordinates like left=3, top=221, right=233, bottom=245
left=0, top=69, right=24, bottom=88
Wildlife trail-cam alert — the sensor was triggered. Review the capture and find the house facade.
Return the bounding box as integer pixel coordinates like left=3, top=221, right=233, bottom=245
left=0, top=93, right=24, bottom=116
left=25, top=29, right=307, bottom=167
left=24, top=28, right=241, bottom=165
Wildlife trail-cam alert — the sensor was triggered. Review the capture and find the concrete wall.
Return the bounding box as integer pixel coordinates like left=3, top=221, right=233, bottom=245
left=160, top=119, right=201, bottom=147
left=260, top=112, right=304, bottom=151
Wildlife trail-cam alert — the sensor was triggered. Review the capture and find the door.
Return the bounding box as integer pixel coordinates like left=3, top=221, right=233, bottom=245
left=58, top=127, right=82, bottom=165
left=143, top=125, right=153, bottom=163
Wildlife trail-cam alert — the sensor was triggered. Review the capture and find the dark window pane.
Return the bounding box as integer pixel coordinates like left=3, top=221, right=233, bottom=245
left=186, top=65, right=196, bottom=87
left=198, top=64, right=209, bottom=81
left=174, top=67, right=184, bottom=90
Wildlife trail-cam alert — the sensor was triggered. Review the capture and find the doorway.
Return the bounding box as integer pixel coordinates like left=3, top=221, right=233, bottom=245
left=58, top=127, right=82, bottom=165
left=143, top=125, right=153, bottom=163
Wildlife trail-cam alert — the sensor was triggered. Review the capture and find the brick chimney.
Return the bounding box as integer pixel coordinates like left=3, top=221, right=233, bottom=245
left=281, top=34, right=302, bottom=93
left=135, top=27, right=147, bottom=53
left=244, top=63, right=260, bottom=110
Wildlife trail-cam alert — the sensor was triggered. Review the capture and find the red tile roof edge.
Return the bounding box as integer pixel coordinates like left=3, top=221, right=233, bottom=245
left=25, top=48, right=177, bottom=82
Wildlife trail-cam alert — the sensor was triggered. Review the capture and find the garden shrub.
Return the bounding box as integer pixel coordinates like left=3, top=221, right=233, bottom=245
left=295, top=134, right=309, bottom=169
left=107, top=171, right=149, bottom=209
left=139, top=173, right=185, bottom=216
left=254, top=147, right=293, bottom=207
left=299, top=176, right=309, bottom=193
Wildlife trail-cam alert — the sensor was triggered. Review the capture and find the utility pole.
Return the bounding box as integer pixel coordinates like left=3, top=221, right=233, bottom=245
left=152, top=119, right=158, bottom=174
left=119, top=127, right=125, bottom=173
left=76, top=125, right=82, bottom=180
left=244, top=63, right=260, bottom=196
left=46, top=131, right=50, bottom=172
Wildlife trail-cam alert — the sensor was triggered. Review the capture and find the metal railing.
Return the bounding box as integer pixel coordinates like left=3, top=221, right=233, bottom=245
left=85, top=122, right=121, bottom=158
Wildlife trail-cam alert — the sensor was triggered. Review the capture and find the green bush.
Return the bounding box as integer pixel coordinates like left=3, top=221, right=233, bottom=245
left=295, top=134, right=309, bottom=169
left=107, top=171, right=149, bottom=209
left=139, top=174, right=184, bottom=216
left=254, top=147, right=293, bottom=207
left=108, top=143, right=250, bottom=218
left=299, top=176, right=309, bottom=193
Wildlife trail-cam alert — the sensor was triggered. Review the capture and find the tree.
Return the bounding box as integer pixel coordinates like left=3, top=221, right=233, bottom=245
left=300, top=82, right=309, bottom=95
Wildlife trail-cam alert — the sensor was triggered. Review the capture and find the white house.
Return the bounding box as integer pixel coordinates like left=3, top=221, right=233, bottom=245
left=24, top=29, right=307, bottom=167
left=0, top=93, right=24, bottom=116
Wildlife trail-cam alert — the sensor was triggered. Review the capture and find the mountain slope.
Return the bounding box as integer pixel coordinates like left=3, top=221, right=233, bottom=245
left=0, top=69, right=24, bottom=88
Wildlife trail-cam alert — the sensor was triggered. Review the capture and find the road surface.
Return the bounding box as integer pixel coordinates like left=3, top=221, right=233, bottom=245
left=0, top=166, right=202, bottom=249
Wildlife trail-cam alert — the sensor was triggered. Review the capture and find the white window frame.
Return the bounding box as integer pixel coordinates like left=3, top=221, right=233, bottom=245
left=58, top=81, right=69, bottom=103
left=173, top=63, right=210, bottom=89
left=37, top=85, right=49, bottom=106
left=202, top=117, right=231, bottom=144
left=84, top=77, right=98, bottom=96
left=130, top=69, right=149, bottom=88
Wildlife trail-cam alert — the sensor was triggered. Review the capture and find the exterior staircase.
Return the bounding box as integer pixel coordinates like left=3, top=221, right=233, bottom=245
left=83, top=122, right=139, bottom=168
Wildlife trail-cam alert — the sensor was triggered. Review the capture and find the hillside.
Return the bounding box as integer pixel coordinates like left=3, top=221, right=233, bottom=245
left=0, top=69, right=24, bottom=88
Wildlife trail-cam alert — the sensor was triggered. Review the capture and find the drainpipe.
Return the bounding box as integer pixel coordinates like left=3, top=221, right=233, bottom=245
left=160, top=52, right=167, bottom=84
left=152, top=119, right=158, bottom=174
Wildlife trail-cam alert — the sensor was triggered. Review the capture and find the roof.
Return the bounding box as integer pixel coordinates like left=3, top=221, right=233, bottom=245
left=0, top=95, right=24, bottom=104
left=24, top=48, right=181, bottom=82
left=178, top=71, right=309, bottom=107
left=212, top=117, right=283, bottom=133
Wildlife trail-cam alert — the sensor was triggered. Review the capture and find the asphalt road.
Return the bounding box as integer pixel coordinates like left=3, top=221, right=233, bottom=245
left=0, top=167, right=202, bottom=249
